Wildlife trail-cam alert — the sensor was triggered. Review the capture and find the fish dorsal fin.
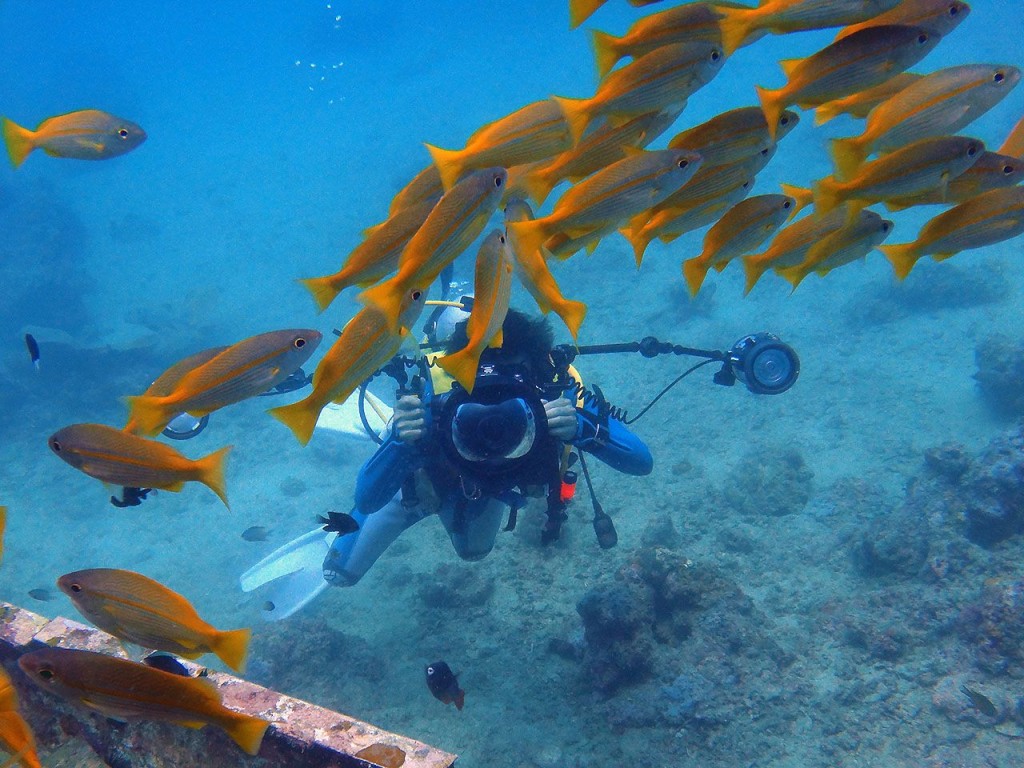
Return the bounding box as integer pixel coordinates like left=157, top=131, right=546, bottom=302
left=779, top=58, right=803, bottom=78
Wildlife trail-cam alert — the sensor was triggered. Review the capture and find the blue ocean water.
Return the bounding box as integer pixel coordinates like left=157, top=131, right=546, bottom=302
left=2, top=1, right=1024, bottom=766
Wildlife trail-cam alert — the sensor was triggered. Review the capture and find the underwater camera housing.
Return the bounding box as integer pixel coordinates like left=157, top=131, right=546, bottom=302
left=715, top=332, right=800, bottom=395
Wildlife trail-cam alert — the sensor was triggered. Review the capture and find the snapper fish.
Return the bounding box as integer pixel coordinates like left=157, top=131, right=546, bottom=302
left=568, top=0, right=664, bottom=29
left=879, top=186, right=1024, bottom=280
left=123, top=345, right=228, bottom=434
left=125, top=329, right=321, bottom=437
left=742, top=206, right=849, bottom=295
left=999, top=116, right=1024, bottom=159
left=48, top=423, right=232, bottom=507
left=437, top=230, right=516, bottom=392
left=58, top=568, right=250, bottom=672
left=0, top=666, right=41, bottom=768
left=668, top=106, right=799, bottom=168
left=716, top=0, right=903, bottom=56
left=836, top=0, right=971, bottom=40
left=883, top=151, right=1024, bottom=211
left=756, top=24, right=941, bottom=141
left=813, top=73, right=923, bottom=126
left=776, top=209, right=893, bottom=288
left=18, top=648, right=269, bottom=756
left=2, top=109, right=146, bottom=168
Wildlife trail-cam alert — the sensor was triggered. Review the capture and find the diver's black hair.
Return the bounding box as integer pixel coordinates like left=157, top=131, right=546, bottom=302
left=446, top=309, right=555, bottom=377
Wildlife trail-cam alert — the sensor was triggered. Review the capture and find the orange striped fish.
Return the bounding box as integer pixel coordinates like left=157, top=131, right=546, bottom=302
left=742, top=207, right=848, bottom=295
left=271, top=288, right=427, bottom=445
left=438, top=231, right=516, bottom=392
left=299, top=195, right=439, bottom=313
left=123, top=346, right=227, bottom=435
left=776, top=209, right=893, bottom=288
left=49, top=423, right=232, bottom=507
left=1, top=665, right=40, bottom=768
left=388, top=163, right=444, bottom=215
left=125, top=329, right=321, bottom=437
left=426, top=99, right=571, bottom=191
left=508, top=148, right=702, bottom=262
left=836, top=0, right=971, bottom=40
left=58, top=568, right=250, bottom=672
left=2, top=109, right=146, bottom=168
left=19, top=648, right=269, bottom=756
left=668, top=106, right=799, bottom=167
left=503, top=199, right=587, bottom=341
left=756, top=25, right=940, bottom=141
left=360, top=168, right=507, bottom=334
left=813, top=72, right=922, bottom=126
left=884, top=151, right=1023, bottom=211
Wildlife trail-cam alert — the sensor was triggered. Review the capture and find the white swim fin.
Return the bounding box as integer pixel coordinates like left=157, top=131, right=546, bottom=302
left=239, top=527, right=332, bottom=621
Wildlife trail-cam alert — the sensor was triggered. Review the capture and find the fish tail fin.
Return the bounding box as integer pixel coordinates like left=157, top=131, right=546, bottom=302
left=520, top=167, right=557, bottom=206
left=878, top=242, right=921, bottom=281
left=222, top=712, right=270, bottom=756
left=268, top=399, right=320, bottom=446
left=2, top=117, right=34, bottom=168
left=830, top=136, right=866, bottom=181
left=814, top=101, right=840, bottom=126
left=507, top=220, right=550, bottom=265
left=196, top=445, right=232, bottom=509
left=742, top=256, right=769, bottom=296
left=812, top=178, right=841, bottom=216
left=717, top=6, right=754, bottom=57
left=124, top=395, right=171, bottom=437
left=591, top=29, right=620, bottom=80
left=554, top=298, right=588, bottom=342
left=213, top=627, right=251, bottom=673
left=424, top=142, right=464, bottom=191
left=569, top=0, right=604, bottom=29
left=437, top=347, right=480, bottom=393
left=682, top=258, right=710, bottom=297
left=358, top=280, right=404, bottom=335
left=619, top=222, right=653, bottom=268
left=755, top=86, right=784, bottom=143
left=297, top=275, right=342, bottom=314
left=552, top=96, right=591, bottom=145
left=776, top=264, right=807, bottom=291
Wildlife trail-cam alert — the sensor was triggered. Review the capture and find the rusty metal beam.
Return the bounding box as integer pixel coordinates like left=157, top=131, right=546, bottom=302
left=1, top=602, right=457, bottom=768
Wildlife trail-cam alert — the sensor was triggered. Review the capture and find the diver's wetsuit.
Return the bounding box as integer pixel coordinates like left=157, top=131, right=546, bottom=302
left=323, top=389, right=652, bottom=586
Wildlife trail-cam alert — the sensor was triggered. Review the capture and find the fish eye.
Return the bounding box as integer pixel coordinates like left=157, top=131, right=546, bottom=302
left=50, top=440, right=62, bottom=452
left=427, top=666, right=435, bottom=675
left=882, top=222, right=892, bottom=232
left=293, top=337, right=307, bottom=349
left=499, top=234, right=506, bottom=244
left=1003, top=165, right=1015, bottom=175
left=710, top=49, right=721, bottom=62
left=493, top=175, right=503, bottom=187
left=948, top=4, right=959, bottom=15
left=967, top=144, right=978, bottom=156
left=411, top=290, right=423, bottom=301
left=117, top=128, right=129, bottom=139
left=676, top=159, right=688, bottom=169
left=779, top=115, right=790, bottom=126
left=69, top=583, right=82, bottom=593
left=994, top=72, right=1005, bottom=83
left=783, top=200, right=792, bottom=209
left=917, top=34, right=929, bottom=44
left=38, top=668, right=55, bottom=681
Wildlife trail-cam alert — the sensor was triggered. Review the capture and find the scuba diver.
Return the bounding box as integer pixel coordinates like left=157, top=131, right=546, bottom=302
left=321, top=304, right=653, bottom=587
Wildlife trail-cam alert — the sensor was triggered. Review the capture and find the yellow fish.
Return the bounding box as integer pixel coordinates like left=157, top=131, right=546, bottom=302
left=814, top=135, right=984, bottom=220
left=623, top=176, right=754, bottom=267
left=554, top=41, right=725, bottom=144
left=2, top=109, right=146, bottom=168
left=717, top=0, right=902, bottom=56
left=999, top=115, right=1024, bottom=159
left=592, top=2, right=745, bottom=80
left=520, top=107, right=682, bottom=206
left=360, top=168, right=507, bottom=334
left=742, top=206, right=848, bottom=294
left=125, top=329, right=322, bottom=437
left=299, top=196, right=439, bottom=313
left=813, top=72, right=922, bottom=126
left=0, top=666, right=40, bottom=768
left=879, top=186, right=1024, bottom=279
left=837, top=0, right=971, bottom=40
left=683, top=194, right=795, bottom=296
left=756, top=24, right=940, bottom=141
left=388, top=163, right=444, bottom=215
left=48, top=423, right=232, bottom=507
left=19, top=648, right=269, bottom=756
left=438, top=231, right=516, bottom=392
left=776, top=209, right=893, bottom=288
left=123, top=346, right=228, bottom=435
left=426, top=99, right=572, bottom=191
left=271, top=288, right=427, bottom=446
left=884, top=151, right=1023, bottom=211
left=58, top=568, right=250, bottom=672
left=503, top=199, right=587, bottom=341
left=831, top=65, right=1020, bottom=179
left=509, top=148, right=703, bottom=262
left=668, top=106, right=799, bottom=167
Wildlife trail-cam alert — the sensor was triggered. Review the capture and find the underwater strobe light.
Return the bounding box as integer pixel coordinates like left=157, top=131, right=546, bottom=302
left=719, top=332, right=800, bottom=395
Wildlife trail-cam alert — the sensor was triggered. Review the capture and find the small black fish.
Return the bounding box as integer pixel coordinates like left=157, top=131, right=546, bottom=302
left=318, top=510, right=359, bottom=535
left=425, top=660, right=464, bottom=710
left=28, top=588, right=52, bottom=602
left=961, top=684, right=998, bottom=717
left=24, top=333, right=40, bottom=370
left=110, top=487, right=152, bottom=508
left=143, top=653, right=190, bottom=677
left=241, top=525, right=270, bottom=542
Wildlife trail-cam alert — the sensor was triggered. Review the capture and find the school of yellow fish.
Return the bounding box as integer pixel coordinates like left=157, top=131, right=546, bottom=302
left=3, top=0, right=1024, bottom=764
